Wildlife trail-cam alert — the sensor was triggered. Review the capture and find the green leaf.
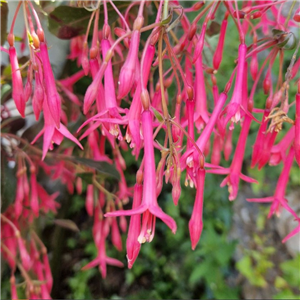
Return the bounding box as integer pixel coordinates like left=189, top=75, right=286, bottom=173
left=68, top=157, right=120, bottom=180
left=272, top=29, right=285, bottom=37
left=280, top=255, right=300, bottom=287
left=48, top=2, right=130, bottom=39
left=1, top=1, right=8, bottom=45
left=189, top=259, right=211, bottom=285
left=76, top=172, right=94, bottom=184
left=161, top=11, right=173, bottom=25
left=152, top=107, right=164, bottom=123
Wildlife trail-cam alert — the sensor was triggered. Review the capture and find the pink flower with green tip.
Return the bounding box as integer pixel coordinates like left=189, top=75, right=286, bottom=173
left=31, top=100, right=83, bottom=160
left=105, top=110, right=177, bottom=241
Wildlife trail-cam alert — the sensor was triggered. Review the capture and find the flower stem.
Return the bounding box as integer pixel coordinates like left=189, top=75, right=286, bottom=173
left=284, top=0, right=296, bottom=28
left=158, top=29, right=173, bottom=158
left=163, top=0, right=169, bottom=20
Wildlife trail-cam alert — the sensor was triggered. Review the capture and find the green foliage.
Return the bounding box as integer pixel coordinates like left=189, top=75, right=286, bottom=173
left=48, top=2, right=131, bottom=39
left=273, top=255, right=300, bottom=299
left=68, top=157, right=120, bottom=180
left=68, top=263, right=97, bottom=299
left=236, top=234, right=276, bottom=287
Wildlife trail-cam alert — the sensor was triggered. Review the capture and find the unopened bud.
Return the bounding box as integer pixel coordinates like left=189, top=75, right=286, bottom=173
left=186, top=85, right=194, bottom=100
left=7, top=33, right=14, bottom=46
left=103, top=24, right=111, bottom=39
left=164, top=76, right=173, bottom=88
left=32, top=32, right=40, bottom=49
left=263, top=72, right=271, bottom=95
left=141, top=89, right=150, bottom=110
left=150, top=31, right=160, bottom=45
left=193, top=2, right=204, bottom=11
left=133, top=16, right=144, bottom=31
left=37, top=28, right=44, bottom=42
left=251, top=11, right=262, bottom=19
left=89, top=46, right=98, bottom=59
left=293, top=8, right=300, bottom=22
left=241, top=6, right=251, bottom=14
left=233, top=10, right=246, bottom=19
left=205, top=67, right=216, bottom=75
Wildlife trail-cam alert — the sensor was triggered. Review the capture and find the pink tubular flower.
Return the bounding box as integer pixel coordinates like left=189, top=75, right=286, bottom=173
left=9, top=45, right=25, bottom=117
left=31, top=100, right=83, bottom=160
left=251, top=110, right=270, bottom=167
left=221, top=43, right=248, bottom=128
left=32, top=70, right=44, bottom=120
left=85, top=184, right=94, bottom=216
left=39, top=41, right=61, bottom=128
left=126, top=175, right=142, bottom=266
left=105, top=110, right=177, bottom=241
left=111, top=217, right=123, bottom=251
left=82, top=220, right=123, bottom=278
left=194, top=54, right=209, bottom=131
left=17, top=236, right=31, bottom=271
left=247, top=147, right=297, bottom=219
left=10, top=276, right=18, bottom=300
left=209, top=115, right=257, bottom=201
left=282, top=221, right=300, bottom=243
left=83, top=62, right=106, bottom=114
left=126, top=44, right=155, bottom=157
left=117, top=29, right=140, bottom=99
left=189, top=168, right=205, bottom=250
left=42, top=251, right=53, bottom=292
left=30, top=173, right=39, bottom=217
left=269, top=127, right=294, bottom=166
left=37, top=184, right=60, bottom=214
left=295, top=88, right=300, bottom=166
left=213, top=13, right=228, bottom=70
left=102, top=39, right=117, bottom=111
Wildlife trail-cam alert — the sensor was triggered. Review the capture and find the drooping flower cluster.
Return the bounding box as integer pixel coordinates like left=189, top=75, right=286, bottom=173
left=1, top=1, right=300, bottom=298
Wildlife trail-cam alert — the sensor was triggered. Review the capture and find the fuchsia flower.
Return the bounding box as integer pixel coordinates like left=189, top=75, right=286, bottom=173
left=8, top=43, right=25, bottom=117
left=194, top=53, right=209, bottom=131
left=269, top=127, right=294, bottom=166
left=105, top=110, right=177, bottom=241
left=32, top=69, right=44, bottom=120
left=221, top=43, right=248, bottom=128
left=247, top=147, right=297, bottom=219
left=282, top=222, right=300, bottom=243
left=189, top=168, right=205, bottom=250
left=208, top=116, right=258, bottom=201
left=213, top=13, right=228, bottom=70
left=39, top=40, right=61, bottom=128
left=125, top=44, right=155, bottom=157
left=126, top=177, right=142, bottom=268
left=251, top=110, right=271, bottom=167
left=82, top=219, right=123, bottom=278
left=4, top=0, right=300, bottom=287
left=117, top=29, right=140, bottom=99
left=295, top=88, right=300, bottom=166
left=31, top=99, right=83, bottom=160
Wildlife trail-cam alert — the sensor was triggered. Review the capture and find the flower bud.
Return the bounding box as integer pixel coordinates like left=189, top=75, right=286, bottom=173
left=263, top=70, right=271, bottom=95
left=213, top=18, right=228, bottom=70
left=117, top=30, right=140, bottom=99
left=293, top=7, right=300, bottom=22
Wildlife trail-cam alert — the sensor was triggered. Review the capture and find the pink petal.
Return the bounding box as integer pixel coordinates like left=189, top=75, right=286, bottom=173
left=149, top=205, right=177, bottom=234
left=104, top=204, right=147, bottom=218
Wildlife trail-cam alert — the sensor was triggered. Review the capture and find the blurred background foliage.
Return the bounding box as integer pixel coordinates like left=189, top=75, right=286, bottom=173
left=1, top=1, right=299, bottom=299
